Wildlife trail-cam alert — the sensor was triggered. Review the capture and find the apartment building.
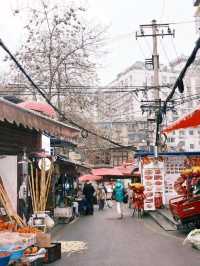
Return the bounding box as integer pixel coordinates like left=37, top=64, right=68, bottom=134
left=97, top=61, right=178, bottom=149
left=97, top=55, right=200, bottom=152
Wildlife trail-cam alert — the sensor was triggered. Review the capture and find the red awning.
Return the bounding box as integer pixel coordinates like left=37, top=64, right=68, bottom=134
left=92, top=168, right=123, bottom=176
left=163, top=105, right=200, bottom=133
left=79, top=174, right=102, bottom=182
left=115, top=163, right=137, bottom=176
left=0, top=98, right=79, bottom=141
left=18, top=101, right=56, bottom=118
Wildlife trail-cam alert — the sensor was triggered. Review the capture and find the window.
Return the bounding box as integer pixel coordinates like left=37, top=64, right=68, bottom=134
left=190, top=144, right=194, bottom=149
left=168, top=137, right=175, bottom=143
left=189, top=130, right=194, bottom=135
left=179, top=131, right=185, bottom=136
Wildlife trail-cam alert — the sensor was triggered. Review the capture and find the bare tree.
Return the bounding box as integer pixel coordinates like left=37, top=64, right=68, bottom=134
left=6, top=0, right=106, bottom=114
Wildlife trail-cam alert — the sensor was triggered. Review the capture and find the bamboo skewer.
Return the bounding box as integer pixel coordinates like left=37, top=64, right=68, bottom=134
left=30, top=163, right=36, bottom=212
left=36, top=168, right=39, bottom=212
left=29, top=160, right=53, bottom=213
left=0, top=179, right=25, bottom=226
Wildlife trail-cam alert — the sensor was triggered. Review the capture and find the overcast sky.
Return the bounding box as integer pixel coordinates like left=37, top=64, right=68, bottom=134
left=0, top=1, right=198, bottom=84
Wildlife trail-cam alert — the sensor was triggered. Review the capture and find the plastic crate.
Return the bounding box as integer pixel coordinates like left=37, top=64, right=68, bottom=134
left=30, top=258, right=44, bottom=266
left=43, top=243, right=61, bottom=264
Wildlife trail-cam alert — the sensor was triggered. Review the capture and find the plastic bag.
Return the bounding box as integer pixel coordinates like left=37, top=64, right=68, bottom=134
left=183, top=229, right=200, bottom=249
left=44, top=215, right=55, bottom=229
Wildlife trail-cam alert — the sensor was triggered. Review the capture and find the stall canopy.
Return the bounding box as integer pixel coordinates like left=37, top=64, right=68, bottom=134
left=92, top=168, right=123, bottom=177
left=0, top=98, right=79, bottom=142
left=18, top=101, right=56, bottom=118
left=163, top=105, right=200, bottom=133
left=115, top=162, right=138, bottom=176
left=79, top=174, right=102, bottom=182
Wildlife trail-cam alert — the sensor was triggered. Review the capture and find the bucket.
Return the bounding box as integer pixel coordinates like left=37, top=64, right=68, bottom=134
left=36, top=233, right=51, bottom=248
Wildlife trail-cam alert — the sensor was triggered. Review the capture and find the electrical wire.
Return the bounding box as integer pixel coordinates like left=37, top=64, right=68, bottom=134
left=170, top=36, right=179, bottom=59
left=159, top=38, right=171, bottom=66
left=0, top=38, right=133, bottom=148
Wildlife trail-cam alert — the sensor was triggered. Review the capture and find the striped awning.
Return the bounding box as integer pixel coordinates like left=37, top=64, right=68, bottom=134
left=0, top=98, right=79, bottom=141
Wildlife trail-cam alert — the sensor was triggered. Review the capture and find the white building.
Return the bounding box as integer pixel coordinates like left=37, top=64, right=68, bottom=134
left=97, top=61, right=177, bottom=149
left=165, top=56, right=200, bottom=152
left=97, top=56, right=200, bottom=151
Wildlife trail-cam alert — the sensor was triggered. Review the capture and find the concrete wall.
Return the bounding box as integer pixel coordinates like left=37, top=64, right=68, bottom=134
left=0, top=156, right=17, bottom=211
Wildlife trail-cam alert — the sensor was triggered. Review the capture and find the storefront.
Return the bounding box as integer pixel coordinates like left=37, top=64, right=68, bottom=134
left=135, top=151, right=200, bottom=211
left=0, top=98, right=79, bottom=221
left=51, top=155, right=91, bottom=221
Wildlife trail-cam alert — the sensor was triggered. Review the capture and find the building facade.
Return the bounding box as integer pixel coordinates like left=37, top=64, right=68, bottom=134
left=97, top=56, right=200, bottom=152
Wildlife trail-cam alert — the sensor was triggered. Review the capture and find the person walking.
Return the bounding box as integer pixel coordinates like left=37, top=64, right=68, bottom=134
left=113, top=179, right=125, bottom=219
left=97, top=185, right=106, bottom=211
left=83, top=181, right=95, bottom=215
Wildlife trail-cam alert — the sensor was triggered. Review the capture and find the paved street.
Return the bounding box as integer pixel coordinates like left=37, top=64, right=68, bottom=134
left=52, top=205, right=200, bottom=266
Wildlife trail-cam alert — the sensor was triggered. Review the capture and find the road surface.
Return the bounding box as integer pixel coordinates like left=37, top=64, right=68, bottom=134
left=52, top=205, right=200, bottom=266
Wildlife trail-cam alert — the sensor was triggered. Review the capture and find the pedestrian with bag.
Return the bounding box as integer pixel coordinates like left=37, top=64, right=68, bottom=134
left=83, top=181, right=95, bottom=215
left=113, top=179, right=125, bottom=219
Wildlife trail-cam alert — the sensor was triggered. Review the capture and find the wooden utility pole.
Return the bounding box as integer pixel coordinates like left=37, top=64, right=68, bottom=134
left=136, top=20, right=175, bottom=156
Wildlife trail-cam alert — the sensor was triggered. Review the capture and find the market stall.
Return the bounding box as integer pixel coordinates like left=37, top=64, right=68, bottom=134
left=53, top=155, right=90, bottom=222
left=135, top=151, right=200, bottom=211
left=0, top=174, right=61, bottom=266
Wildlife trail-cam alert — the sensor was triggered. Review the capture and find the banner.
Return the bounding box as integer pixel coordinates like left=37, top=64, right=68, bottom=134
left=142, top=157, right=165, bottom=211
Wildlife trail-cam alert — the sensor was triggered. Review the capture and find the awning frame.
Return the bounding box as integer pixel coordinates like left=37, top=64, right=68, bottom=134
left=0, top=98, right=79, bottom=142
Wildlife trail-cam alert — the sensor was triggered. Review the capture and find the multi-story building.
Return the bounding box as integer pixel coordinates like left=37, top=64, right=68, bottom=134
left=97, top=61, right=178, bottom=150
left=165, top=54, right=200, bottom=152
left=194, top=0, right=200, bottom=34
left=97, top=55, right=200, bottom=152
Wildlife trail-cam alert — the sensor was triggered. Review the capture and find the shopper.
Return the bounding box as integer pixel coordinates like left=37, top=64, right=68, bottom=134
left=97, top=185, right=106, bottom=211
left=127, top=185, right=134, bottom=209
left=83, top=181, right=95, bottom=215
left=113, top=179, right=125, bottom=219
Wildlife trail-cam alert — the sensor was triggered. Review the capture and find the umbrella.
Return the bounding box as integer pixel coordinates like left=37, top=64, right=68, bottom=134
left=79, top=174, right=102, bottom=182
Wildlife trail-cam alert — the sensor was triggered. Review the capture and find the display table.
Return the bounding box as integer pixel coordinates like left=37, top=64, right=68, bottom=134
left=54, top=207, right=73, bottom=223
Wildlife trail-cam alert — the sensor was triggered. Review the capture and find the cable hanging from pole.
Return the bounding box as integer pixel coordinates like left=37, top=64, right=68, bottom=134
left=0, top=38, right=133, bottom=149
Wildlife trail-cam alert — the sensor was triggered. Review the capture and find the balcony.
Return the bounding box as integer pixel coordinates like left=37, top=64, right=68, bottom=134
left=194, top=0, right=200, bottom=6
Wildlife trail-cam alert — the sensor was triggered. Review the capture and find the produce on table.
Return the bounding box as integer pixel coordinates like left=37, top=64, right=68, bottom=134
left=24, top=246, right=39, bottom=256
left=129, top=183, right=144, bottom=192
left=0, top=220, right=41, bottom=234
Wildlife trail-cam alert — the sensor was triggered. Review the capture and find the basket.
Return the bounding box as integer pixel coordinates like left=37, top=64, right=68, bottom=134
left=30, top=258, right=44, bottom=266
left=0, top=252, right=11, bottom=266
left=10, top=247, right=25, bottom=261
left=36, top=233, right=51, bottom=248
left=0, top=245, right=25, bottom=262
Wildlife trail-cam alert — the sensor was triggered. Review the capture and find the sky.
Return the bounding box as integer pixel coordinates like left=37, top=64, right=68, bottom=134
left=0, top=0, right=198, bottom=84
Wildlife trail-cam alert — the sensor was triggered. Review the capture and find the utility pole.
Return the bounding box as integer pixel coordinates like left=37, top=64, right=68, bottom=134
left=136, top=20, right=175, bottom=156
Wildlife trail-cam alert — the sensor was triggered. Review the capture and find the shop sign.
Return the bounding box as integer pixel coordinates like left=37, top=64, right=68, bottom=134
left=142, top=157, right=165, bottom=211
left=164, top=156, right=185, bottom=204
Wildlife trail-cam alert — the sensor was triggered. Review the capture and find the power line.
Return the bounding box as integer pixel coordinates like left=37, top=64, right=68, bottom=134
left=159, top=38, right=171, bottom=65
left=0, top=39, right=133, bottom=148
left=170, top=36, right=179, bottom=59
